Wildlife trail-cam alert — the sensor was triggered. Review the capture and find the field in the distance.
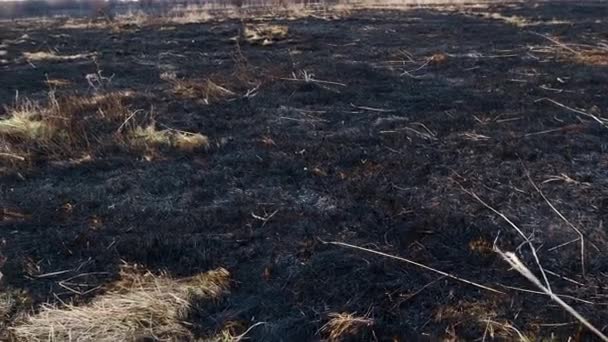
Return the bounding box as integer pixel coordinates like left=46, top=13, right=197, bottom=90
left=1, top=1, right=608, bottom=340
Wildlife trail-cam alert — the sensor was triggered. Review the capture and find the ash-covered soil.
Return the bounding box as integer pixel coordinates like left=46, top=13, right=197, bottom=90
left=1, top=1, right=608, bottom=340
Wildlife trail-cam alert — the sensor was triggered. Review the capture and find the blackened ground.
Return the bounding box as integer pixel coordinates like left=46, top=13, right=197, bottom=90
left=1, top=1, right=608, bottom=340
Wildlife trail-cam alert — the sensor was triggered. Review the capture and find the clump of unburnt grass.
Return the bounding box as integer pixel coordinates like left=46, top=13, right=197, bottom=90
left=0, top=90, right=131, bottom=163
left=130, top=124, right=209, bottom=152
left=320, top=312, right=374, bottom=341
left=162, top=71, right=239, bottom=105
left=0, top=90, right=209, bottom=167
left=10, top=267, right=231, bottom=341
left=243, top=23, right=289, bottom=46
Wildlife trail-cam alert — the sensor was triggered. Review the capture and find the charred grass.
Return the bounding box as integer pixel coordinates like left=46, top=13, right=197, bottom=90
left=1, top=1, right=608, bottom=341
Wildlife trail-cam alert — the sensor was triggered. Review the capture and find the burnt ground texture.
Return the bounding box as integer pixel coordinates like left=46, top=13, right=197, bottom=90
left=1, top=1, right=608, bottom=340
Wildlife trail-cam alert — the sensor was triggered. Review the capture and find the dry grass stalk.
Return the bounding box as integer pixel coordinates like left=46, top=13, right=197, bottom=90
left=495, top=248, right=608, bottom=342
left=323, top=240, right=504, bottom=294
left=11, top=268, right=230, bottom=342
left=536, top=97, right=608, bottom=130
left=523, top=167, right=586, bottom=278
left=210, top=321, right=267, bottom=342
left=480, top=319, right=531, bottom=342
left=461, top=187, right=553, bottom=293
left=44, top=79, right=71, bottom=87
left=461, top=132, right=491, bottom=141
left=23, top=51, right=96, bottom=62
left=320, top=312, right=374, bottom=341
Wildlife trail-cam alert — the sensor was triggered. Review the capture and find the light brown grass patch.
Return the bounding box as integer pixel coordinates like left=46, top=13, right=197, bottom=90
left=0, top=91, right=131, bottom=162
left=320, top=312, right=374, bottom=341
left=575, top=50, right=608, bottom=66
left=243, top=24, right=288, bottom=46
left=130, top=124, right=209, bottom=151
left=468, top=237, right=493, bottom=255
left=470, top=11, right=570, bottom=27
left=1, top=89, right=208, bottom=166
left=168, top=77, right=236, bottom=104
left=430, top=52, right=448, bottom=65
left=10, top=267, right=230, bottom=341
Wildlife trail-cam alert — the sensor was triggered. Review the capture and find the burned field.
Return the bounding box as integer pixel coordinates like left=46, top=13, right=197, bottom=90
left=1, top=1, right=608, bottom=340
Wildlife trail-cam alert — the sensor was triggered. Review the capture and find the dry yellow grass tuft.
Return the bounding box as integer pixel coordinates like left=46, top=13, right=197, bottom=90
left=320, top=312, right=374, bottom=341
left=11, top=267, right=230, bottom=341
left=131, top=124, right=172, bottom=146
left=167, top=76, right=236, bottom=104
left=468, top=237, right=493, bottom=255
left=174, top=132, right=210, bottom=151
left=430, top=52, right=448, bottom=65
left=0, top=91, right=133, bottom=161
left=0, top=89, right=206, bottom=165
left=130, top=124, right=209, bottom=151
left=243, top=24, right=288, bottom=45
left=0, top=99, right=55, bottom=141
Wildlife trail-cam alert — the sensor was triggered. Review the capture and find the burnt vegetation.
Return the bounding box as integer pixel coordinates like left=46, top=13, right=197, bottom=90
left=1, top=0, right=608, bottom=341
